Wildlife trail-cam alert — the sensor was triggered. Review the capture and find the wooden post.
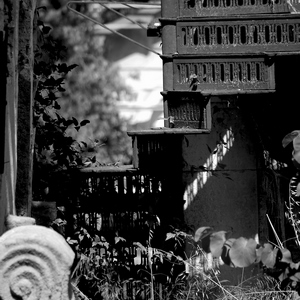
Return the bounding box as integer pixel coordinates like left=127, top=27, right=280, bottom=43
left=15, top=0, right=37, bottom=217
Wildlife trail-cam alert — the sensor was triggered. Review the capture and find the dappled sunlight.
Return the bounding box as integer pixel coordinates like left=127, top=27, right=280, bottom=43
left=184, top=127, right=235, bottom=210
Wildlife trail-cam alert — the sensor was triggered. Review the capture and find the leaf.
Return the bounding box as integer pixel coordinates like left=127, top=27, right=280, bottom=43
left=57, top=86, right=65, bottom=92
left=55, top=77, right=65, bottom=85
left=255, top=245, right=263, bottom=263
left=290, top=272, right=300, bottom=282
left=80, top=141, right=87, bottom=148
left=207, top=144, right=212, bottom=154
left=296, top=182, right=300, bottom=196
left=221, top=238, right=236, bottom=266
left=229, top=237, right=257, bottom=268
left=261, top=243, right=278, bottom=268
left=42, top=26, right=52, bottom=35
left=36, top=6, right=47, bottom=11
left=80, top=119, right=90, bottom=126
left=282, top=130, right=300, bottom=148
left=67, top=64, right=79, bottom=72
left=133, top=242, right=147, bottom=252
left=194, top=226, right=212, bottom=242
left=166, top=232, right=176, bottom=241
left=72, top=117, right=78, bottom=126
left=64, top=119, right=74, bottom=127
left=280, top=248, right=293, bottom=264
left=53, top=101, right=60, bottom=110
left=210, top=231, right=227, bottom=258
left=115, top=236, right=126, bottom=243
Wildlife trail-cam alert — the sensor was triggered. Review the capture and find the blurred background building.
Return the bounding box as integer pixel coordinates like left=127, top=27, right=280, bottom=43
left=97, top=3, right=164, bottom=130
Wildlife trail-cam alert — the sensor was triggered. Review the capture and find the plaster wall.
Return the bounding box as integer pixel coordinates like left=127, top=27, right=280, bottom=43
left=182, top=96, right=260, bottom=283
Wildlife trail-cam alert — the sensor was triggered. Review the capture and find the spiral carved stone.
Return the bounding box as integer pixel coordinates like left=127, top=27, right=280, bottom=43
left=0, top=225, right=75, bottom=300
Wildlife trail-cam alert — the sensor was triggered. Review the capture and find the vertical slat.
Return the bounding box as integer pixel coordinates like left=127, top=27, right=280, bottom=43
left=0, top=31, right=6, bottom=174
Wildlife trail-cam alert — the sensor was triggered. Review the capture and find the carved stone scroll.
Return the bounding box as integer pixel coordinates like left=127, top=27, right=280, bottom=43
left=0, top=225, right=75, bottom=300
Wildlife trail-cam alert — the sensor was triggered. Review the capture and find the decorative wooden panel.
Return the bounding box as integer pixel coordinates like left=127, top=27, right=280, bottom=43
left=176, top=15, right=300, bottom=54
left=161, top=0, right=295, bottom=17
left=178, top=0, right=289, bottom=17
left=173, top=56, right=275, bottom=91
left=162, top=91, right=212, bottom=129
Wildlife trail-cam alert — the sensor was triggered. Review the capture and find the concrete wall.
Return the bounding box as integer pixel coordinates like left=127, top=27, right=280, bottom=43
left=182, top=96, right=260, bottom=283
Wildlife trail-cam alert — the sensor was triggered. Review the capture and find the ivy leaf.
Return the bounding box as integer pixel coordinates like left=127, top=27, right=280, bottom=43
left=36, top=6, right=47, bottom=11
left=282, top=130, right=300, bottom=148
left=290, top=272, right=300, bottom=282
left=53, top=101, right=60, bottom=110
left=210, top=231, right=227, bottom=258
left=43, top=76, right=56, bottom=86
left=194, top=226, right=212, bottom=242
left=64, top=119, right=74, bottom=127
left=261, top=243, right=278, bottom=268
left=42, top=26, right=52, bottom=35
left=221, top=238, right=236, bottom=266
left=255, top=245, right=263, bottom=263
left=80, top=141, right=87, bottom=148
left=57, top=86, right=65, bottom=92
left=55, top=77, right=65, bottom=85
left=280, top=248, right=293, bottom=264
left=229, top=237, right=257, bottom=268
left=296, top=182, right=300, bottom=196
left=80, top=119, right=90, bottom=126
left=57, top=63, right=68, bottom=73
left=166, top=232, right=176, bottom=241
left=67, top=64, right=79, bottom=72
left=293, top=134, right=300, bottom=154
left=72, top=117, right=79, bottom=126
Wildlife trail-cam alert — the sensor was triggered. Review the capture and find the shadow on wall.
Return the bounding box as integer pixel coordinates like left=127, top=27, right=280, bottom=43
left=180, top=97, right=262, bottom=284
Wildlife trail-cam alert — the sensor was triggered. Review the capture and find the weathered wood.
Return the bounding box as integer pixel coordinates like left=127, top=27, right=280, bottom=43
left=15, top=0, right=37, bottom=217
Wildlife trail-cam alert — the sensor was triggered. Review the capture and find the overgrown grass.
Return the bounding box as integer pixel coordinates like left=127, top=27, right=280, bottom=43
left=215, top=275, right=294, bottom=300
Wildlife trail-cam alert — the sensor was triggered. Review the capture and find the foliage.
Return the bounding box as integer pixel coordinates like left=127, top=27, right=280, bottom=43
left=282, top=131, right=300, bottom=245
left=51, top=129, right=300, bottom=299
left=37, top=0, right=135, bottom=164
left=33, top=14, right=104, bottom=201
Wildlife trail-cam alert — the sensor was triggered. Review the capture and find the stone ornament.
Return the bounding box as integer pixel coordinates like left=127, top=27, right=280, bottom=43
left=5, top=215, right=36, bottom=230
left=0, top=225, right=75, bottom=300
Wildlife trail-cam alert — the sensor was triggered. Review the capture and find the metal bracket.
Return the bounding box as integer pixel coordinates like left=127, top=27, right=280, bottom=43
left=67, top=1, right=161, bottom=56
